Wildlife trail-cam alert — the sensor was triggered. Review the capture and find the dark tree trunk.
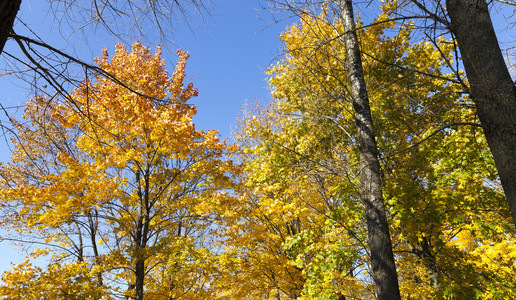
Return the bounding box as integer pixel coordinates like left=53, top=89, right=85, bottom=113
left=135, top=259, right=145, bottom=300
left=339, top=0, right=401, bottom=299
left=0, top=0, right=21, bottom=54
left=446, top=0, right=516, bottom=226
left=133, top=167, right=151, bottom=300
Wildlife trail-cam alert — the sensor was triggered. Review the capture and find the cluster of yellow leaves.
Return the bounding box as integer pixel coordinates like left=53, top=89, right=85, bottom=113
left=0, top=259, right=109, bottom=299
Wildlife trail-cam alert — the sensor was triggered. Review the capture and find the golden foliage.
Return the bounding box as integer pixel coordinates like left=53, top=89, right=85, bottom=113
left=223, top=4, right=515, bottom=299
left=0, top=41, right=239, bottom=299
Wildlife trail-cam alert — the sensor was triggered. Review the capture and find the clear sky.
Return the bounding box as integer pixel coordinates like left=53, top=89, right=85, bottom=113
left=0, top=0, right=291, bottom=275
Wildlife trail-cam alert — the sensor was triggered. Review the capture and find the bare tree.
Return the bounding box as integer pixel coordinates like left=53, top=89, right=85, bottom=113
left=1, top=0, right=210, bottom=55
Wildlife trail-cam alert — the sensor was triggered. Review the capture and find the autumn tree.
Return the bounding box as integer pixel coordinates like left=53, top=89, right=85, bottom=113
left=0, top=41, right=239, bottom=299
left=443, top=0, right=516, bottom=227
left=223, top=2, right=515, bottom=298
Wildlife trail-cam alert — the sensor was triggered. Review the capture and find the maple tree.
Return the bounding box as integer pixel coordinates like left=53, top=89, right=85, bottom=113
left=0, top=41, right=239, bottom=299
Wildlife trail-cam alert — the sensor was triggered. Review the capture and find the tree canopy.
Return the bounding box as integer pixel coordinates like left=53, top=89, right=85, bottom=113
left=0, top=1, right=515, bottom=299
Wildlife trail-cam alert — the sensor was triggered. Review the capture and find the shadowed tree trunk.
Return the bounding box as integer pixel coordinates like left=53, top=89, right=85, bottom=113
left=339, top=0, right=401, bottom=298
left=133, top=167, right=151, bottom=300
left=0, top=0, right=21, bottom=54
left=446, top=0, right=516, bottom=226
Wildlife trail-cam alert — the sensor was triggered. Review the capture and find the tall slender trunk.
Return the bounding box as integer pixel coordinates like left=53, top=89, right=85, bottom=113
left=446, top=0, right=516, bottom=226
left=0, top=0, right=21, bottom=54
left=133, top=168, right=150, bottom=300
left=339, top=0, right=401, bottom=298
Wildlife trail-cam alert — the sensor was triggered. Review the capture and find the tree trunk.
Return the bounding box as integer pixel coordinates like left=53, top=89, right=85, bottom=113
left=135, top=259, right=145, bottom=300
left=339, top=0, right=401, bottom=299
left=446, top=0, right=516, bottom=226
left=133, top=166, right=151, bottom=300
left=0, top=0, right=21, bottom=54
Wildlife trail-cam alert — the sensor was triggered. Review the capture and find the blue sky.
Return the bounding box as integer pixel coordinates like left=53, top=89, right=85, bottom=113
left=0, top=0, right=290, bottom=140
left=173, top=1, right=288, bottom=138
left=0, top=0, right=291, bottom=274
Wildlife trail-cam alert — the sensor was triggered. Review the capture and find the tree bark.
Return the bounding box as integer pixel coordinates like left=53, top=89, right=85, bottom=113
left=339, top=0, right=401, bottom=299
left=129, top=169, right=149, bottom=300
left=446, top=0, right=516, bottom=226
left=0, top=0, right=21, bottom=54
left=135, top=166, right=152, bottom=300
left=135, top=259, right=145, bottom=300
